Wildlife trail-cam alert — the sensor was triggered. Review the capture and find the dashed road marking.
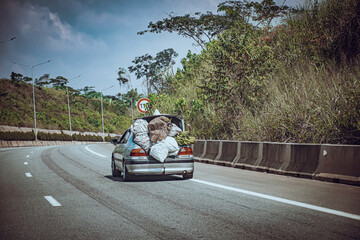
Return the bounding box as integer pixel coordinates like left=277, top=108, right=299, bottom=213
left=191, top=179, right=360, bottom=221
left=26, top=155, right=30, bottom=158
left=85, top=146, right=106, bottom=158
left=25, top=173, right=32, bottom=177
left=44, top=196, right=62, bottom=207
left=24, top=162, right=28, bottom=165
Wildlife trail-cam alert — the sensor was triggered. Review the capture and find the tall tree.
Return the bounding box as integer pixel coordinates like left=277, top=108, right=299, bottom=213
left=138, top=1, right=292, bottom=49
left=138, top=11, right=231, bottom=50
left=128, top=48, right=178, bottom=95
left=36, top=74, right=51, bottom=88
left=10, top=72, right=23, bottom=82
left=117, top=67, right=129, bottom=97
left=50, top=76, right=68, bottom=90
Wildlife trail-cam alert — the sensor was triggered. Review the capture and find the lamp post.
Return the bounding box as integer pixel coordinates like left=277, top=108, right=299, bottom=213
left=101, top=85, right=114, bottom=141
left=0, top=37, right=16, bottom=43
left=12, top=60, right=51, bottom=141
left=66, top=75, right=81, bottom=138
left=121, top=96, right=134, bottom=122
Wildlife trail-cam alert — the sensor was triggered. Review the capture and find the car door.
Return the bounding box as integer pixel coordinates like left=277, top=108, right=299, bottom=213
left=113, top=129, right=131, bottom=168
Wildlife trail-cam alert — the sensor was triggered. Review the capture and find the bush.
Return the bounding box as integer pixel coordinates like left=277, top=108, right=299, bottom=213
left=0, top=131, right=35, bottom=141
left=72, top=133, right=103, bottom=142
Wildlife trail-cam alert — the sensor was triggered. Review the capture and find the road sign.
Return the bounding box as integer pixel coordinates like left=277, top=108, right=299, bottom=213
left=137, top=98, right=150, bottom=113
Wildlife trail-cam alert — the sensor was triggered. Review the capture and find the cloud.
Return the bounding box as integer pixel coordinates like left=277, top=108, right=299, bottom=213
left=0, top=0, right=106, bottom=53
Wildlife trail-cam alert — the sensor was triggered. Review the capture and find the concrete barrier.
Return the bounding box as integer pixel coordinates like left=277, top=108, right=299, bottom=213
left=284, top=144, right=321, bottom=178
left=314, top=144, right=360, bottom=185
left=234, top=142, right=262, bottom=170
left=216, top=141, right=239, bottom=166
left=193, top=140, right=206, bottom=158
left=257, top=143, right=291, bottom=173
left=201, top=140, right=221, bottom=163
left=194, top=140, right=360, bottom=186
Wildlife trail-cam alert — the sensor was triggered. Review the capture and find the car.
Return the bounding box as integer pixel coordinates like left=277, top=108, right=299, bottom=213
left=111, top=114, right=194, bottom=181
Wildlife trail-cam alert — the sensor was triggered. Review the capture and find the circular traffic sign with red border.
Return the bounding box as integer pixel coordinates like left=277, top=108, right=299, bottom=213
left=137, top=98, right=150, bottom=113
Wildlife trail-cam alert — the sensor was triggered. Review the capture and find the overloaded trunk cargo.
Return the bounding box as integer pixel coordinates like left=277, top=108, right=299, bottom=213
left=131, top=114, right=193, bottom=162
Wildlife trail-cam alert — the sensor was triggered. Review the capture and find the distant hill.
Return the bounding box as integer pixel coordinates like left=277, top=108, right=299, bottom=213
left=0, top=78, right=132, bottom=134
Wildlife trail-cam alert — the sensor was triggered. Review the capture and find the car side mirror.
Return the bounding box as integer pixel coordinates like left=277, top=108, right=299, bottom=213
left=110, top=138, right=118, bottom=145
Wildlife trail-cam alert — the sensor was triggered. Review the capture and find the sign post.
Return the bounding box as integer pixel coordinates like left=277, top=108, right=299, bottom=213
left=137, top=98, right=150, bottom=114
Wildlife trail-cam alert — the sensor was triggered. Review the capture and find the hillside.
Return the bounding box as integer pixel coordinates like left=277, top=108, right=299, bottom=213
left=0, top=79, right=134, bottom=134
left=144, top=0, right=360, bottom=144
left=1, top=0, right=359, bottom=145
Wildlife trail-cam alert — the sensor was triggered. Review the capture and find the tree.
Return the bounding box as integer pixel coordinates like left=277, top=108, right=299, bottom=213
left=23, top=77, right=32, bottom=83
left=10, top=72, right=23, bottom=82
left=138, top=11, right=232, bottom=50
left=138, top=1, right=292, bottom=49
left=117, top=67, right=129, bottom=97
left=35, top=74, right=51, bottom=88
left=80, top=86, right=95, bottom=95
left=128, top=48, right=178, bottom=95
left=250, top=0, right=291, bottom=28
left=50, top=76, right=68, bottom=90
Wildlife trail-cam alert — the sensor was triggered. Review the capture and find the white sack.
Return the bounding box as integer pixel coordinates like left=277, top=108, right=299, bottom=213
left=150, top=141, right=168, bottom=162
left=164, top=136, right=180, bottom=153
left=168, top=123, right=182, bottom=137
left=133, top=119, right=148, bottom=134
left=153, top=109, right=161, bottom=115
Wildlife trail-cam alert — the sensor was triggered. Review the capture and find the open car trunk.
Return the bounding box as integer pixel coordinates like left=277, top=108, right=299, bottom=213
left=133, top=114, right=185, bottom=132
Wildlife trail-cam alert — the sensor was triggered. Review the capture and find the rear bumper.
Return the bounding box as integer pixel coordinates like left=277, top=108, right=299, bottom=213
left=125, top=157, right=194, bottom=176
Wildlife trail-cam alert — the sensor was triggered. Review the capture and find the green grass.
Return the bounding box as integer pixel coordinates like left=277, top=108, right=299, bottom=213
left=0, top=79, right=135, bottom=134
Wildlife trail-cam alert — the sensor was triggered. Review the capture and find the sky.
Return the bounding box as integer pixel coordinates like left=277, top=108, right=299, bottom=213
left=0, top=0, right=303, bottom=96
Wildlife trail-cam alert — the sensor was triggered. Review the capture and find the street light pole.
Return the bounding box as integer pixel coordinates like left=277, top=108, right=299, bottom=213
left=12, top=60, right=51, bottom=141
left=0, top=37, right=16, bottom=44
left=101, top=85, right=114, bottom=141
left=121, top=96, right=134, bottom=122
left=31, top=60, right=51, bottom=141
left=66, top=75, right=81, bottom=138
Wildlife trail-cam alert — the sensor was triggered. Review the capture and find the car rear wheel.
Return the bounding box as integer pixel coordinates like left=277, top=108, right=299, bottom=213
left=183, top=173, right=193, bottom=180
left=122, top=160, right=131, bottom=181
left=111, top=158, right=121, bottom=177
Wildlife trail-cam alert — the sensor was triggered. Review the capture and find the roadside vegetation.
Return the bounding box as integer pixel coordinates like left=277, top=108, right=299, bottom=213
left=1, top=0, right=359, bottom=144
left=0, top=78, right=144, bottom=134
left=142, top=0, right=360, bottom=144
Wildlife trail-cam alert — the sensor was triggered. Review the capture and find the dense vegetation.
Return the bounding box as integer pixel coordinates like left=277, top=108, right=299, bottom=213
left=142, top=0, right=360, bottom=144
left=0, top=78, right=144, bottom=134
left=1, top=0, right=359, bottom=145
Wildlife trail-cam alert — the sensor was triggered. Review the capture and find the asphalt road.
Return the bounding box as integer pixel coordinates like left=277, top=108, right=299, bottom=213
left=1, top=144, right=359, bottom=240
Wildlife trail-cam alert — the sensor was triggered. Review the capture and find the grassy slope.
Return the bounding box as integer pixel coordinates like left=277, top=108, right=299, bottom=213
left=0, top=79, right=131, bottom=134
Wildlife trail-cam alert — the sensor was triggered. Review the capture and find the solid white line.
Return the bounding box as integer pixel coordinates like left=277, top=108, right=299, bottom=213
left=25, top=172, right=32, bottom=177
left=191, top=179, right=360, bottom=221
left=24, top=162, right=28, bottom=165
left=85, top=146, right=106, bottom=158
left=44, top=196, right=62, bottom=207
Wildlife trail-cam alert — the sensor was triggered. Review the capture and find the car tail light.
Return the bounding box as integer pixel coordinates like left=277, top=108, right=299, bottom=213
left=130, top=148, right=147, bottom=157
left=178, top=147, right=193, bottom=155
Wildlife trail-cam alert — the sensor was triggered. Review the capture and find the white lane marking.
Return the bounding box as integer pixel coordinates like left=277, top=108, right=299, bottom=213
left=25, top=173, right=32, bottom=177
left=30, top=151, right=34, bottom=153
left=44, top=196, right=62, bottom=207
left=85, top=146, right=106, bottom=158
left=24, top=162, right=28, bottom=165
left=26, top=155, right=30, bottom=158
left=191, top=179, right=360, bottom=221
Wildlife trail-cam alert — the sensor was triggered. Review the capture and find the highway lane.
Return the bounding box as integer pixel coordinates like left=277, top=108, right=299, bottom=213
left=0, top=144, right=359, bottom=240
